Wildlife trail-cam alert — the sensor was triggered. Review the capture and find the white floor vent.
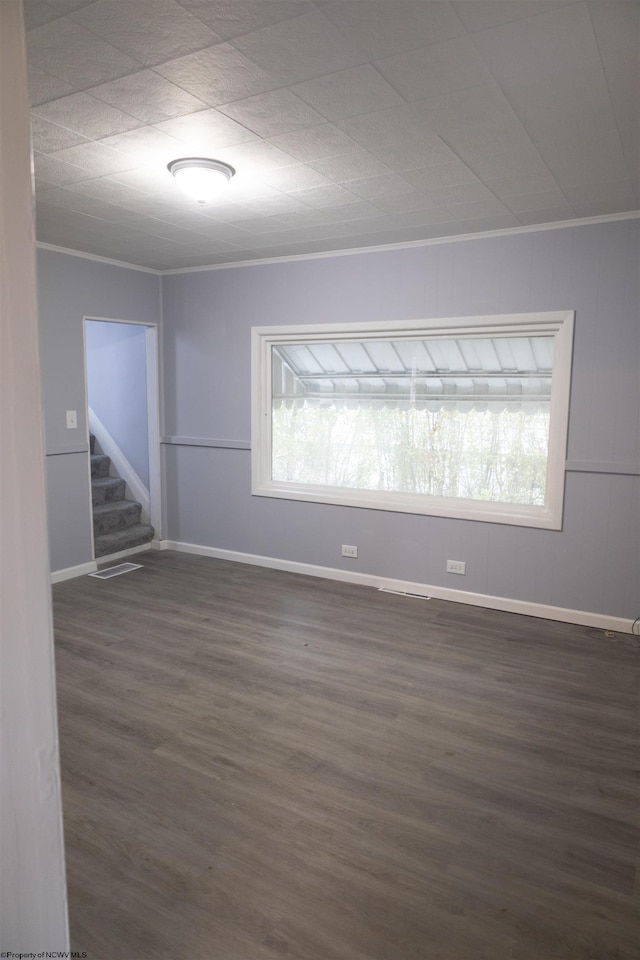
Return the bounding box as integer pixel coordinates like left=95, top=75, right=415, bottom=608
left=89, top=562, right=143, bottom=580
left=378, top=587, right=431, bottom=600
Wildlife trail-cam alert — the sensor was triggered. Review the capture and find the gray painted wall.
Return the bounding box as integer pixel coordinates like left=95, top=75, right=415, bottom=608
left=37, top=249, right=160, bottom=571
left=85, top=319, right=149, bottom=487
left=162, top=219, right=640, bottom=620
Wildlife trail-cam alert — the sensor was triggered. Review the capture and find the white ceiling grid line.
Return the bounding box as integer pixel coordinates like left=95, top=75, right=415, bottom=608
left=24, top=0, right=639, bottom=270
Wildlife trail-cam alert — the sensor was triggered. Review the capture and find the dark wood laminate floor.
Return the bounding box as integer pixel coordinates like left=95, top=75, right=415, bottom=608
left=52, top=552, right=639, bottom=960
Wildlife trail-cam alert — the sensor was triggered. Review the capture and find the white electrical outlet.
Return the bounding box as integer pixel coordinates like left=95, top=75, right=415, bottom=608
left=446, top=559, right=466, bottom=575
left=66, top=409, right=78, bottom=429
left=342, top=544, right=358, bottom=558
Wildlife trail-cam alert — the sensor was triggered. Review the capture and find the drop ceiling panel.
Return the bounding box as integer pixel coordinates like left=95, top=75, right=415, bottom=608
left=232, top=10, right=368, bottom=85
left=319, top=1, right=467, bottom=59
left=218, top=89, right=325, bottom=138
left=291, top=65, right=404, bottom=121
left=89, top=71, right=209, bottom=123
left=376, top=36, right=494, bottom=102
left=155, top=43, right=280, bottom=105
left=26, top=17, right=140, bottom=87
left=24, top=0, right=638, bottom=270
left=69, top=0, right=222, bottom=67
left=32, top=92, right=142, bottom=139
left=176, top=0, right=315, bottom=41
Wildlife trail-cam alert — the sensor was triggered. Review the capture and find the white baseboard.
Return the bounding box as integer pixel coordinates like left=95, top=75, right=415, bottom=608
left=151, top=539, right=170, bottom=550
left=89, top=408, right=150, bottom=523
left=95, top=542, right=154, bottom=566
left=51, top=560, right=97, bottom=584
left=163, top=540, right=636, bottom=635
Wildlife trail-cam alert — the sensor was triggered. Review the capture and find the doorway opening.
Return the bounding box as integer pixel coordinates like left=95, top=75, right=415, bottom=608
left=83, top=317, right=161, bottom=559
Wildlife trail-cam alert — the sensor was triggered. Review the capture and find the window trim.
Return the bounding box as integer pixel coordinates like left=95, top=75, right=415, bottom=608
left=251, top=311, right=574, bottom=529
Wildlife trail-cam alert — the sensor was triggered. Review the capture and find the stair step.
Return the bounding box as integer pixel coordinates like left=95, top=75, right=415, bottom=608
left=91, top=454, right=111, bottom=479
left=92, top=476, right=126, bottom=506
left=89, top=433, right=96, bottom=455
left=93, top=499, right=141, bottom=536
left=94, top=523, right=155, bottom=559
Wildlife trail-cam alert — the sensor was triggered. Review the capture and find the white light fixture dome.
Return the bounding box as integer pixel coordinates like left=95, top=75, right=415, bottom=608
left=167, top=157, right=235, bottom=204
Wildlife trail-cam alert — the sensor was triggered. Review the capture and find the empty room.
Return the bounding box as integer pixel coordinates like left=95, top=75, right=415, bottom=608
left=2, top=1, right=639, bottom=959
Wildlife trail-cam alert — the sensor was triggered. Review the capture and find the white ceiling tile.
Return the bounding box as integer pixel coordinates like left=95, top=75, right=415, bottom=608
left=89, top=70, right=208, bottom=123
left=552, top=154, right=630, bottom=189
left=322, top=200, right=385, bottom=223
left=368, top=132, right=462, bottom=173
left=28, top=64, right=76, bottom=105
left=589, top=1, right=640, bottom=130
left=453, top=213, right=521, bottom=232
left=532, top=125, right=628, bottom=180
left=472, top=3, right=604, bottom=87
left=24, top=1, right=66, bottom=32
left=26, top=18, right=140, bottom=88
left=452, top=1, right=572, bottom=35
left=175, top=0, right=314, bottom=40
left=210, top=139, right=300, bottom=175
left=258, top=164, right=334, bottom=192
left=447, top=197, right=513, bottom=221
left=34, top=153, right=91, bottom=185
left=46, top=141, right=136, bottom=177
left=347, top=174, right=414, bottom=201
left=99, top=127, right=190, bottom=168
left=288, top=184, right=359, bottom=208
left=31, top=114, right=89, bottom=153
left=441, top=120, right=538, bottom=164
left=376, top=37, right=494, bottom=103
left=155, top=43, right=279, bottom=105
left=63, top=176, right=152, bottom=206
left=619, top=122, right=639, bottom=181
left=463, top=144, right=550, bottom=181
left=483, top=171, right=561, bottom=199
left=571, top=197, right=638, bottom=218
left=268, top=124, right=358, bottom=163
left=36, top=185, right=142, bottom=221
left=222, top=176, right=284, bottom=202
left=154, top=109, right=259, bottom=149
left=415, top=82, right=521, bottom=136
left=371, top=191, right=449, bottom=216
left=403, top=161, right=479, bottom=192
left=422, top=181, right=498, bottom=206
left=291, top=65, right=403, bottom=121
left=310, top=150, right=393, bottom=183
left=218, top=89, right=324, bottom=138
left=319, top=1, right=467, bottom=60
left=33, top=92, right=142, bottom=139
left=517, top=207, right=583, bottom=226
left=232, top=10, right=367, bottom=86
left=504, top=189, right=574, bottom=214
left=334, top=102, right=433, bottom=151
left=69, top=0, right=222, bottom=67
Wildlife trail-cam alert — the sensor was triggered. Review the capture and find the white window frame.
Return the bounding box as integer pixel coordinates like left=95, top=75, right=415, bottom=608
left=251, top=311, right=574, bottom=529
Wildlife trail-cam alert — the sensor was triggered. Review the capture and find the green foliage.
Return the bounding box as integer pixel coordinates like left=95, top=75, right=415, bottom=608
left=272, top=402, right=550, bottom=505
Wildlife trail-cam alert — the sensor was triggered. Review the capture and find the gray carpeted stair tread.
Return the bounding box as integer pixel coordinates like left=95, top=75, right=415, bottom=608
left=93, top=499, right=141, bottom=535
left=90, top=433, right=96, bottom=455
left=91, top=476, right=126, bottom=506
left=94, top=523, right=155, bottom=558
left=91, top=454, right=111, bottom=478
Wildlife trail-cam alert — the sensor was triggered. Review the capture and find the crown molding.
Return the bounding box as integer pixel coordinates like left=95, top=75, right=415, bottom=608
left=160, top=211, right=639, bottom=275
left=36, top=242, right=162, bottom=274
left=37, top=211, right=639, bottom=277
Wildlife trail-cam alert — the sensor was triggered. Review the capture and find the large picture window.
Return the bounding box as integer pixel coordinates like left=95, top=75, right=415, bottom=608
left=251, top=312, right=573, bottom=528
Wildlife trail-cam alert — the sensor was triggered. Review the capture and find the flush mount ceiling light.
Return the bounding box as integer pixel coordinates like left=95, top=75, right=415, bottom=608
left=167, top=157, right=235, bottom=205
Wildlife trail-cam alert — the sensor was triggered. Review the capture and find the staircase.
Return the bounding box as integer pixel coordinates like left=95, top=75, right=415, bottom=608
left=90, top=434, right=154, bottom=558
